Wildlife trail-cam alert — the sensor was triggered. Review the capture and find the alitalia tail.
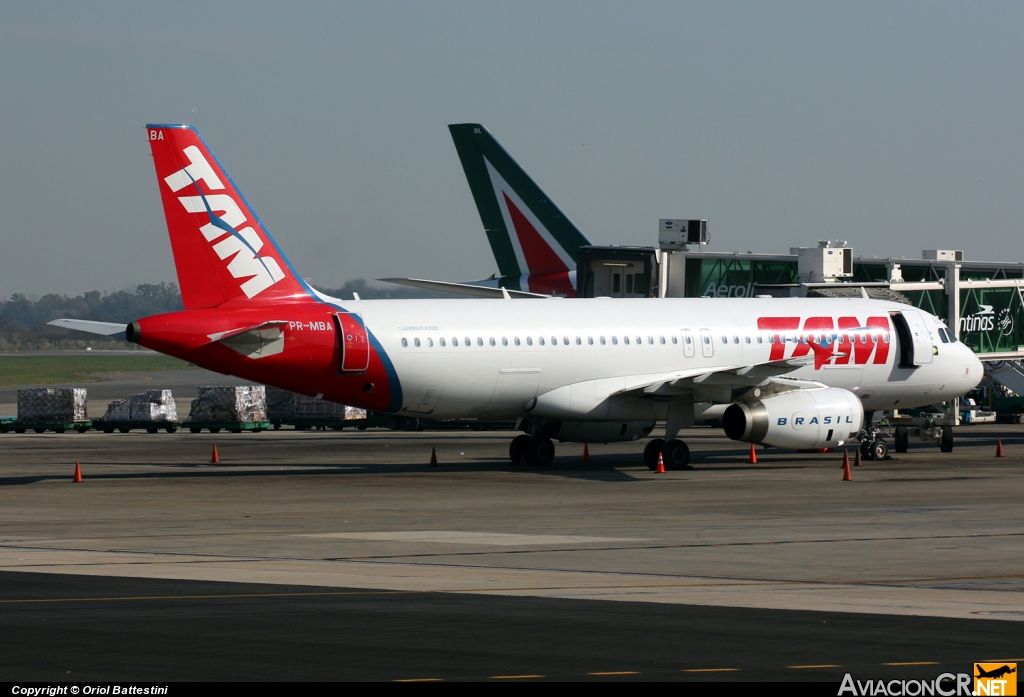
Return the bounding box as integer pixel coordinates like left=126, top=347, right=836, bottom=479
left=53, top=125, right=983, bottom=469
left=382, top=123, right=591, bottom=298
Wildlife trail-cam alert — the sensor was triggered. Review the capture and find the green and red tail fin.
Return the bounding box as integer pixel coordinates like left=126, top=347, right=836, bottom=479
left=449, top=123, right=591, bottom=295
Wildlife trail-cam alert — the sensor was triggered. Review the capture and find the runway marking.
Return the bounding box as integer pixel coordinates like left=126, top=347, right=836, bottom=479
left=789, top=664, right=842, bottom=669
left=491, top=675, right=544, bottom=679
left=883, top=662, right=940, bottom=666
left=588, top=671, right=640, bottom=675
left=683, top=668, right=741, bottom=672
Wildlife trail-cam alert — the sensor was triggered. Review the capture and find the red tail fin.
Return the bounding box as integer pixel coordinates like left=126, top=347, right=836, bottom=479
left=146, top=124, right=309, bottom=309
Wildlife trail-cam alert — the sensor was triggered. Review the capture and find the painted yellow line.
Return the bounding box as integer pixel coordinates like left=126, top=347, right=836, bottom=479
left=491, top=675, right=545, bottom=680
left=394, top=679, right=442, bottom=682
left=883, top=662, right=940, bottom=666
left=588, top=671, right=640, bottom=676
left=789, top=664, right=842, bottom=669
left=683, top=668, right=742, bottom=673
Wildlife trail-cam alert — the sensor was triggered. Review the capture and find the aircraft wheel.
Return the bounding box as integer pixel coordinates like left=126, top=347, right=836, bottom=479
left=894, top=427, right=909, bottom=453
left=939, top=426, right=954, bottom=453
left=527, top=436, right=555, bottom=467
left=209, top=427, right=221, bottom=434
left=643, top=438, right=664, bottom=470
left=869, top=439, right=888, bottom=461
left=662, top=439, right=691, bottom=470
left=509, top=434, right=531, bottom=465
left=146, top=427, right=158, bottom=434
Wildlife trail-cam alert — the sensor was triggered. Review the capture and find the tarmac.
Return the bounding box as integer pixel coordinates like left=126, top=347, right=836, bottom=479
left=1, top=410, right=1022, bottom=680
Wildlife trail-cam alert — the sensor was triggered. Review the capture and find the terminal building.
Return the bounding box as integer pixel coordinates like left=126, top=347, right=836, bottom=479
left=577, top=221, right=1024, bottom=364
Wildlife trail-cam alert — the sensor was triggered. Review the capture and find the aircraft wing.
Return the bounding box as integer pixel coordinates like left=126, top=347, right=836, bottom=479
left=379, top=277, right=547, bottom=299
left=47, top=319, right=127, bottom=339
left=531, top=356, right=824, bottom=420
left=630, top=356, right=818, bottom=399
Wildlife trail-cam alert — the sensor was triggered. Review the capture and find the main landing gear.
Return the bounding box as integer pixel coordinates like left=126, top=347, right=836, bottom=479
left=643, top=438, right=692, bottom=470
left=509, top=433, right=555, bottom=467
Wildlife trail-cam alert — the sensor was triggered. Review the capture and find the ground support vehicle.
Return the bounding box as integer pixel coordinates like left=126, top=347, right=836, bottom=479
left=1, top=420, right=92, bottom=434
left=185, top=421, right=271, bottom=434
left=92, top=419, right=180, bottom=434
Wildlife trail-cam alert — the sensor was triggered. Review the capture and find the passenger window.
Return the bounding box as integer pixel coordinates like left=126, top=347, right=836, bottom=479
left=600, top=336, right=606, bottom=345
left=648, top=336, right=654, bottom=344
left=551, top=336, right=557, bottom=345
left=502, top=337, right=508, bottom=346
left=427, top=338, right=433, bottom=347
left=588, top=337, right=594, bottom=345
left=636, top=336, right=642, bottom=345
left=539, top=337, right=545, bottom=346
left=733, top=336, right=739, bottom=344
left=883, top=332, right=891, bottom=344
left=624, top=336, right=630, bottom=345
left=612, top=336, right=618, bottom=345
left=414, top=338, right=421, bottom=347
left=757, top=336, right=762, bottom=344
left=514, top=337, right=521, bottom=346
left=477, top=337, right=483, bottom=346
left=439, top=337, right=446, bottom=347
left=745, top=336, right=751, bottom=344
left=489, top=337, right=496, bottom=346
left=452, top=337, right=458, bottom=346
left=703, top=335, right=710, bottom=345
left=564, top=336, right=570, bottom=345
left=465, top=337, right=470, bottom=346
left=576, top=337, right=582, bottom=345
left=527, top=337, right=533, bottom=345
left=401, top=338, right=408, bottom=347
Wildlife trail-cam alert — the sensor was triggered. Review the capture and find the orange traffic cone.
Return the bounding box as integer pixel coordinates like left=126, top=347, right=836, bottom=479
left=656, top=452, right=666, bottom=473
left=996, top=439, right=1004, bottom=457
left=854, top=447, right=863, bottom=467
left=842, top=450, right=852, bottom=481
left=210, top=444, right=220, bottom=464
left=748, top=443, right=757, bottom=464
left=582, top=443, right=591, bottom=461
left=72, top=461, right=82, bottom=483
left=429, top=447, right=438, bottom=467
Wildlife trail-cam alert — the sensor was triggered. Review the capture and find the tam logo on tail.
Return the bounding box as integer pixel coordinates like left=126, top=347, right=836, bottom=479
left=147, top=125, right=304, bottom=309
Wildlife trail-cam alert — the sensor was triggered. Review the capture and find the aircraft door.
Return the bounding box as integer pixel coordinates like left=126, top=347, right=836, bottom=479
left=893, top=310, right=934, bottom=367
left=333, top=312, right=370, bottom=373
left=699, top=329, right=714, bottom=357
left=681, top=330, right=695, bottom=358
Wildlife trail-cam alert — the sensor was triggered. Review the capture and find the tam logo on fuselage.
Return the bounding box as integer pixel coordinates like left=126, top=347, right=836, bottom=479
left=757, top=316, right=892, bottom=366
left=162, top=143, right=286, bottom=299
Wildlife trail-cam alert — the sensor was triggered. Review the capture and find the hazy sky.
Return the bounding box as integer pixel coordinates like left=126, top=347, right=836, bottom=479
left=1, top=2, right=1022, bottom=298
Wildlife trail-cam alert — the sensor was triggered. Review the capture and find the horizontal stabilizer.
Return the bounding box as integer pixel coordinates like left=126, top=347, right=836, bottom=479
left=378, top=278, right=547, bottom=299
left=48, top=319, right=127, bottom=339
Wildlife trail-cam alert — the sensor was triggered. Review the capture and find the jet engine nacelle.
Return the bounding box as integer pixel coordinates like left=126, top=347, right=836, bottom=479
left=723, top=388, right=864, bottom=450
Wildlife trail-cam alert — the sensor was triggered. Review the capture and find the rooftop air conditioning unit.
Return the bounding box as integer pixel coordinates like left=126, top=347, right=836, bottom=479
left=922, top=250, right=964, bottom=262
left=658, top=219, right=708, bottom=250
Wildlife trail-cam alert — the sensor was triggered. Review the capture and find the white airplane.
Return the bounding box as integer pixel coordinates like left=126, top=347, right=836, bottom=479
left=54, top=125, right=983, bottom=469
